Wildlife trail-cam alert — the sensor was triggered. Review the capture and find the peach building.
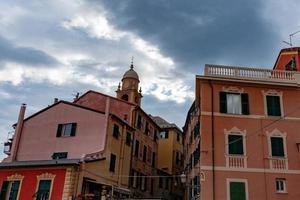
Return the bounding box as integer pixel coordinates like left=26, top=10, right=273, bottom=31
left=184, top=47, right=300, bottom=200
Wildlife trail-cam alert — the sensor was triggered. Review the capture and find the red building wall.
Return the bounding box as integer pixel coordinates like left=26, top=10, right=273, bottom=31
left=0, top=168, right=67, bottom=200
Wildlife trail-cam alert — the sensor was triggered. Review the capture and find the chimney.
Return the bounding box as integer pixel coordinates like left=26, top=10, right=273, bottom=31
left=10, top=104, right=26, bottom=161
left=54, top=98, right=59, bottom=103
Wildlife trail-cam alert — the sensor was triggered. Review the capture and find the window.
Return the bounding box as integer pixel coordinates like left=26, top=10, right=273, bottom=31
left=134, top=140, right=139, bottom=157
left=36, top=180, right=51, bottom=200
left=266, top=96, right=281, bottom=116
left=228, top=135, right=244, bottom=155
left=152, top=152, right=156, bottom=167
left=136, top=115, right=142, bottom=129
left=285, top=57, right=297, bottom=71
left=141, top=175, right=147, bottom=191
left=159, top=176, right=163, bottom=188
left=52, top=152, right=68, bottom=159
left=126, top=132, right=131, bottom=145
left=193, top=122, right=200, bottom=139
left=109, top=154, right=116, bottom=172
left=229, top=181, right=246, bottom=200
left=271, top=137, right=285, bottom=157
left=56, top=123, right=77, bottom=137
left=276, top=178, right=286, bottom=193
left=160, top=130, right=169, bottom=139
left=131, top=170, right=138, bottom=188
left=220, top=92, right=249, bottom=115
left=154, top=130, right=158, bottom=142
left=177, top=133, right=180, bottom=142
left=113, top=124, right=119, bottom=139
left=143, top=146, right=147, bottom=162
left=0, top=180, right=20, bottom=200
left=145, top=122, right=149, bottom=135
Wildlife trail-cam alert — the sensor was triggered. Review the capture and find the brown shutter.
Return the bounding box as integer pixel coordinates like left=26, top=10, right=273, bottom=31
left=71, top=123, right=77, bottom=136
left=56, top=124, right=63, bottom=137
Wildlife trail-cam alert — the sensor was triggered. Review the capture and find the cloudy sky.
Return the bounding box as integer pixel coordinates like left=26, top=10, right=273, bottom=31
left=0, top=0, right=300, bottom=159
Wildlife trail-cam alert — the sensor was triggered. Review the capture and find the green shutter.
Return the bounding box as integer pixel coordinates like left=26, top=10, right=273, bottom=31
left=271, top=137, right=284, bottom=157
left=267, top=96, right=281, bottom=116
left=228, top=135, right=244, bottom=155
left=220, top=92, right=227, bottom=113
left=241, top=93, right=249, bottom=115
left=230, top=182, right=246, bottom=200
left=0, top=181, right=9, bottom=199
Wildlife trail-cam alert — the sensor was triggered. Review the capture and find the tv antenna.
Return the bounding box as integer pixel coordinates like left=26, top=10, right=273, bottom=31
left=283, top=30, right=300, bottom=47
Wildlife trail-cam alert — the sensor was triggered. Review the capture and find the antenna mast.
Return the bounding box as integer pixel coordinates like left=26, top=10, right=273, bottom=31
left=283, top=30, right=300, bottom=47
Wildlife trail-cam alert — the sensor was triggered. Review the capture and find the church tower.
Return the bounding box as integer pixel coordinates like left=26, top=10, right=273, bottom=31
left=116, top=62, right=143, bottom=106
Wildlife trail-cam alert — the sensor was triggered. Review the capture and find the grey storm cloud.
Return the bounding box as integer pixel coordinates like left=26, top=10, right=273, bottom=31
left=0, top=35, right=59, bottom=66
left=96, top=0, right=280, bottom=70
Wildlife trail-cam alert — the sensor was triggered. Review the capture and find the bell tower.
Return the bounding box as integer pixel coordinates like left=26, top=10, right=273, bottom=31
left=116, top=61, right=143, bottom=105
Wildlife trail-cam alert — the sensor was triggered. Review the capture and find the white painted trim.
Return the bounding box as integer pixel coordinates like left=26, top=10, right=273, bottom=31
left=226, top=178, right=249, bottom=200
left=201, top=165, right=300, bottom=174
left=222, top=86, right=244, bottom=93
left=224, top=127, right=247, bottom=168
left=262, top=90, right=284, bottom=117
left=266, top=129, right=288, bottom=170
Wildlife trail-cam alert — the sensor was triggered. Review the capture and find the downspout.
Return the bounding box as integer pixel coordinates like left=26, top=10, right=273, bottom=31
left=209, top=80, right=215, bottom=200
left=11, top=103, right=26, bottom=161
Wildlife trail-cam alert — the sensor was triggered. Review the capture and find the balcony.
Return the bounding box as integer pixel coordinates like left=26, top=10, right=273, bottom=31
left=3, top=138, right=12, bottom=155
left=269, top=157, right=288, bottom=170
left=226, top=155, right=247, bottom=168
left=204, top=64, right=300, bottom=84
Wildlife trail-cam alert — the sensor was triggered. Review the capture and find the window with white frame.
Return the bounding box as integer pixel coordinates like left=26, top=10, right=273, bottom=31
left=266, top=95, right=282, bottom=116
left=0, top=180, right=21, bottom=200
left=220, top=92, right=249, bottom=115
left=228, top=134, right=244, bottom=155
left=276, top=178, right=286, bottom=193
left=270, top=137, right=285, bottom=157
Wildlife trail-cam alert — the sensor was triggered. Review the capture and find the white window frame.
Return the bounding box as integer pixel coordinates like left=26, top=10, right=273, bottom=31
left=262, top=90, right=284, bottom=117
left=276, top=178, right=287, bottom=193
left=266, top=129, right=287, bottom=158
left=224, top=127, right=247, bottom=156
left=4, top=174, right=24, bottom=200
left=227, top=178, right=249, bottom=200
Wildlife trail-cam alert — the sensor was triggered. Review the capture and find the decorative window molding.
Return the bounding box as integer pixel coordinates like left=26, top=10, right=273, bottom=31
left=34, top=173, right=55, bottom=200
left=7, top=174, right=24, bottom=181
left=266, top=129, right=288, bottom=170
left=226, top=178, right=249, bottom=200
left=262, top=90, right=284, bottom=117
left=224, top=127, right=247, bottom=168
left=222, top=86, right=244, bottom=93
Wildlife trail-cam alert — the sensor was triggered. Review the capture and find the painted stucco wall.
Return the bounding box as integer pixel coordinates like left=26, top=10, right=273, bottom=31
left=0, top=168, right=67, bottom=200
left=197, top=79, right=300, bottom=199
left=16, top=103, right=108, bottom=161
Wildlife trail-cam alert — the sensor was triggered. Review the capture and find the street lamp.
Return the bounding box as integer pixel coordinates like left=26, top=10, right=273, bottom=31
left=180, top=173, right=187, bottom=184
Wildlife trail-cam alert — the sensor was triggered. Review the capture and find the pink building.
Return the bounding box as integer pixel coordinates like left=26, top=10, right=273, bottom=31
left=184, top=47, right=300, bottom=200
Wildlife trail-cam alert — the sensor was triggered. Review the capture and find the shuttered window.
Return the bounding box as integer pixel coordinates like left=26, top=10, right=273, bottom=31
left=271, top=137, right=285, bottom=157
left=109, top=154, right=116, bottom=172
left=56, top=123, right=77, bottom=137
left=228, top=135, right=244, bottom=155
left=266, top=96, right=281, bottom=116
left=230, top=182, right=246, bottom=200
left=134, top=140, right=139, bottom=157
left=113, top=124, right=119, bottom=139
left=0, top=181, right=21, bottom=200
left=219, top=92, right=249, bottom=115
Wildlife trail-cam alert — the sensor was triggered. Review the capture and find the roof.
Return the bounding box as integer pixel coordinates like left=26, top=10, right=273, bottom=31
left=73, top=90, right=136, bottom=106
left=150, top=115, right=182, bottom=132
left=122, top=65, right=139, bottom=81
left=15, top=100, right=134, bottom=129
left=273, top=47, right=300, bottom=70
left=0, top=159, right=81, bottom=169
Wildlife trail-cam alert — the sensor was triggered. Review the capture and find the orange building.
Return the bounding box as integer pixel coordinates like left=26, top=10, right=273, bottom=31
left=152, top=116, right=185, bottom=200
left=184, top=47, right=300, bottom=200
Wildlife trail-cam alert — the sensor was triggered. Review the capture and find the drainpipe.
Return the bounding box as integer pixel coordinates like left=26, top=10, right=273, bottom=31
left=209, top=81, right=215, bottom=200
left=11, top=103, right=26, bottom=161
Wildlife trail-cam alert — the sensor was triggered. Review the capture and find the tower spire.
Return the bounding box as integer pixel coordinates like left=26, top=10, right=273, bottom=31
left=130, top=56, right=134, bottom=69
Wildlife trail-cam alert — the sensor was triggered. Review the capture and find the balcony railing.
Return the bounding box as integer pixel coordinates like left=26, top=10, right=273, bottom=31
left=204, top=64, right=300, bottom=83
left=226, top=155, right=247, bottom=168
left=269, top=157, right=288, bottom=170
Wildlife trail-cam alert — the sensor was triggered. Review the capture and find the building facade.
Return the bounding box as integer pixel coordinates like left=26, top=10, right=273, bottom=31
left=184, top=47, right=300, bottom=200
left=152, top=116, right=185, bottom=200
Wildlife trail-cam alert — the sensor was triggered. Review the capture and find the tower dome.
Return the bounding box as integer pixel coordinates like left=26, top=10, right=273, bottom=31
left=122, top=64, right=139, bottom=81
